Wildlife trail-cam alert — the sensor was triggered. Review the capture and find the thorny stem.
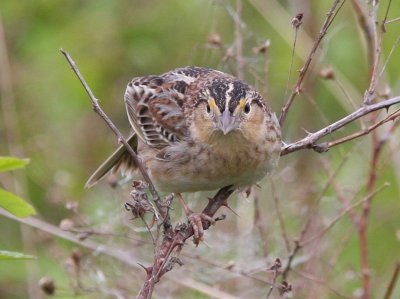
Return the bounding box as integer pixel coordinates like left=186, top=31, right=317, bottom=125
left=136, top=186, right=234, bottom=299
left=279, top=0, right=346, bottom=126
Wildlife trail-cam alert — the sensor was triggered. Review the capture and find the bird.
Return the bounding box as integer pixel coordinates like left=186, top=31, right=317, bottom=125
left=86, top=66, right=281, bottom=243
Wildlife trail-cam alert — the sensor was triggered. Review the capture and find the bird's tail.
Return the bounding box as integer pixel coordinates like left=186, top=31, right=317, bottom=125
left=85, top=133, right=138, bottom=188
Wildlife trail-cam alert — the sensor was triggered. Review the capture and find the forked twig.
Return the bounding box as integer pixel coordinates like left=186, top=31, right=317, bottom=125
left=281, top=96, right=400, bottom=156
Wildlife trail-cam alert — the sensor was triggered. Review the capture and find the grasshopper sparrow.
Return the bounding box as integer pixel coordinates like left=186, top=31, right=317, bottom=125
left=86, top=67, right=281, bottom=241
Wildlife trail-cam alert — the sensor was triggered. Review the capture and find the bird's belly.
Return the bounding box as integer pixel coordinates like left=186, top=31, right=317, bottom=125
left=146, top=142, right=279, bottom=193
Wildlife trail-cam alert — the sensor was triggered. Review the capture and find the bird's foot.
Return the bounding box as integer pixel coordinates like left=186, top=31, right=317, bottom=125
left=186, top=210, right=215, bottom=246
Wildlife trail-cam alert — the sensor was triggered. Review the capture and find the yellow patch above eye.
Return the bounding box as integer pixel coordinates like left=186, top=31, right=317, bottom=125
left=208, top=98, right=219, bottom=112
left=238, top=99, right=246, bottom=111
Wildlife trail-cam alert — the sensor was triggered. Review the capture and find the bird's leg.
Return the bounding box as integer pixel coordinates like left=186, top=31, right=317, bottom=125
left=176, top=193, right=215, bottom=245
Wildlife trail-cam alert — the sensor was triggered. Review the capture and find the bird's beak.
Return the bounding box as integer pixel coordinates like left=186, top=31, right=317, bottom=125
left=219, top=109, right=236, bottom=135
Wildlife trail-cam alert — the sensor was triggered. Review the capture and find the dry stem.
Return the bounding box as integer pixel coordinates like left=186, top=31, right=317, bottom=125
left=279, top=0, right=346, bottom=126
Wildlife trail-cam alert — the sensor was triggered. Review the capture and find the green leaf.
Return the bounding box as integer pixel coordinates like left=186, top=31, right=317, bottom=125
left=0, top=156, right=30, bottom=173
left=0, top=250, right=36, bottom=260
left=0, top=188, right=36, bottom=217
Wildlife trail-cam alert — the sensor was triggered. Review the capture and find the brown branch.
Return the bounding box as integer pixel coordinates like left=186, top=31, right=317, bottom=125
left=281, top=96, right=400, bottom=156
left=383, top=262, right=400, bottom=299
left=279, top=0, right=346, bottom=126
left=364, top=0, right=381, bottom=105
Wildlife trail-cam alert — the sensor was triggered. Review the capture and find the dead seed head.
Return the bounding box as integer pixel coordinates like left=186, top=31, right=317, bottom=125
left=208, top=32, right=221, bottom=46
left=59, top=218, right=74, bottom=231
left=39, top=277, right=55, bottom=295
left=291, top=13, right=303, bottom=29
left=269, top=258, right=282, bottom=271
left=280, top=281, right=292, bottom=293
left=253, top=40, right=271, bottom=54
left=125, top=180, right=153, bottom=218
left=319, top=67, right=336, bottom=80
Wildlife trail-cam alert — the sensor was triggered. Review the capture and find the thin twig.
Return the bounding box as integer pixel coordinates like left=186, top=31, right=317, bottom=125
left=282, top=148, right=353, bottom=280
left=300, top=183, right=389, bottom=246
left=385, top=16, right=400, bottom=25
left=279, top=0, right=346, bottom=126
left=351, top=0, right=374, bottom=73
left=283, top=14, right=301, bottom=102
left=293, top=269, right=352, bottom=299
left=382, top=262, right=400, bottom=299
left=234, top=0, right=244, bottom=80
left=270, top=179, right=291, bottom=252
left=381, top=0, right=392, bottom=32
left=379, top=33, right=400, bottom=77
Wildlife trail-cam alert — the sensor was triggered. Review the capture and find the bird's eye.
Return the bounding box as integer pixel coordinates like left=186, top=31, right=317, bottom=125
left=244, top=102, right=251, bottom=114
left=206, top=104, right=211, bottom=114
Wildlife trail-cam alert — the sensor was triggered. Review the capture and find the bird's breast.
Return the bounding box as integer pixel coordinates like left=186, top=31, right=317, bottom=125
left=146, top=133, right=280, bottom=193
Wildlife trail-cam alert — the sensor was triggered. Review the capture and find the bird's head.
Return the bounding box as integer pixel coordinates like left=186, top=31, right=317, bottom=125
left=191, top=78, right=274, bottom=143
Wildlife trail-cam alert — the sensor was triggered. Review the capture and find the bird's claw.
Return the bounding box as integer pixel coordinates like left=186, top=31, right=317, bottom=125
left=187, top=212, right=215, bottom=245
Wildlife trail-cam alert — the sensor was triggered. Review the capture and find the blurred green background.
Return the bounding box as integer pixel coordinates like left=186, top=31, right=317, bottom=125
left=1, top=0, right=399, bottom=298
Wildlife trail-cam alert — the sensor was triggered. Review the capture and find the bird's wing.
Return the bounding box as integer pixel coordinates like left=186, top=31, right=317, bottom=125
left=124, top=67, right=215, bottom=148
